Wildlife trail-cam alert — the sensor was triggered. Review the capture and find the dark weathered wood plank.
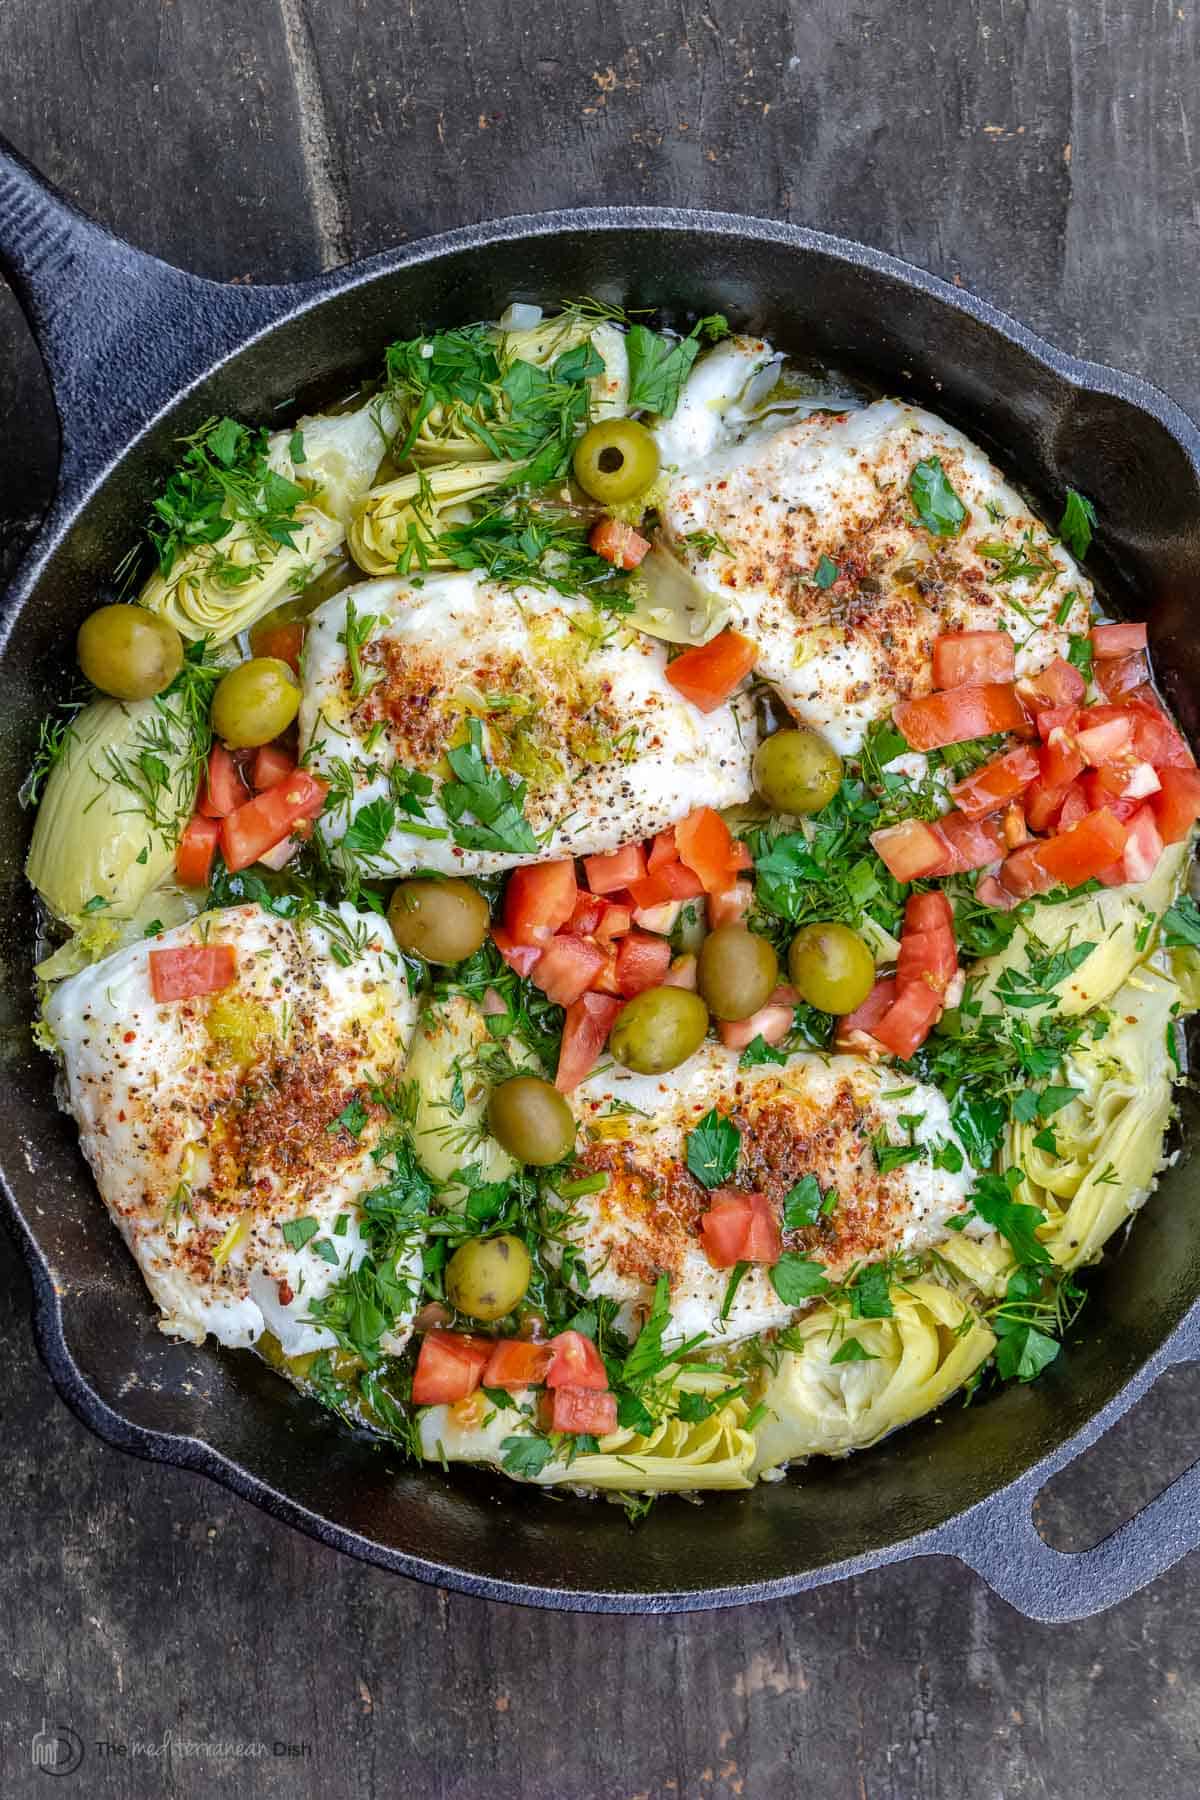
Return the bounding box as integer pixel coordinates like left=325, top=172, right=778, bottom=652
left=4, top=1, right=1200, bottom=1796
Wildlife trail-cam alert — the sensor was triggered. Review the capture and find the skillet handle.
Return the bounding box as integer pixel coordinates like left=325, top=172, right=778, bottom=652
left=937, top=1308, right=1200, bottom=1622
left=0, top=135, right=298, bottom=514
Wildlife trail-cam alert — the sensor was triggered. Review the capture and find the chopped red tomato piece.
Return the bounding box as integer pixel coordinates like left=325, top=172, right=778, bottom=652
left=717, top=985, right=797, bottom=1051
left=1151, top=766, right=1200, bottom=843
left=1024, top=777, right=1070, bottom=833
left=871, top=819, right=947, bottom=882
left=628, top=862, right=706, bottom=909
left=700, top=1190, right=782, bottom=1269
left=896, top=927, right=957, bottom=995
left=219, top=771, right=328, bottom=873
left=530, top=934, right=607, bottom=1006
left=836, top=976, right=897, bottom=1048
left=707, top=880, right=754, bottom=927
left=1091, top=621, right=1147, bottom=656
left=632, top=899, right=683, bottom=934
left=555, top=992, right=622, bottom=1091
left=1123, top=692, right=1194, bottom=767
left=148, top=944, right=238, bottom=1003
left=931, top=629, right=1015, bottom=690
left=647, top=828, right=678, bottom=871
left=675, top=807, right=745, bottom=894
left=1099, top=805, right=1162, bottom=886
left=251, top=743, right=295, bottom=791
left=590, top=517, right=651, bottom=569
left=999, top=842, right=1054, bottom=899
left=1094, top=651, right=1150, bottom=700
left=490, top=925, right=544, bottom=978
left=504, top=860, right=578, bottom=945
left=615, top=929, right=673, bottom=997
left=976, top=873, right=1018, bottom=911
left=1039, top=728, right=1086, bottom=791
left=199, top=744, right=249, bottom=818
left=904, top=891, right=953, bottom=933
left=584, top=843, right=646, bottom=895
left=1034, top=807, right=1130, bottom=886
left=589, top=946, right=622, bottom=994
left=545, top=1386, right=618, bottom=1436
left=665, top=629, right=758, bottom=712
left=932, top=810, right=1005, bottom=874
left=249, top=618, right=305, bottom=672
left=546, top=1329, right=609, bottom=1390
left=175, top=814, right=220, bottom=888
left=949, top=745, right=1039, bottom=817
left=1081, top=770, right=1140, bottom=822
left=1056, top=782, right=1090, bottom=831
left=894, top=682, right=1030, bottom=750
left=1075, top=714, right=1133, bottom=766
left=1036, top=703, right=1079, bottom=742
left=871, top=982, right=944, bottom=1059
left=569, top=892, right=604, bottom=937
left=411, top=1332, right=493, bottom=1406
left=1018, top=658, right=1086, bottom=710
left=482, top=1340, right=554, bottom=1392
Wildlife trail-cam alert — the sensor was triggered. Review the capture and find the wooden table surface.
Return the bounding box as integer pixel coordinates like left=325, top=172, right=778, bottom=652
left=3, top=5, right=1200, bottom=1795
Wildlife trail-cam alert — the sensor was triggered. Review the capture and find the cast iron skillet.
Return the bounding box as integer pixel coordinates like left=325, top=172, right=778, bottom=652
left=3, top=137, right=1200, bottom=1622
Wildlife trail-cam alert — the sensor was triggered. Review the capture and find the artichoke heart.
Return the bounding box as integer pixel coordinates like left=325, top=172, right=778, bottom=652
left=27, top=696, right=199, bottom=924
left=626, top=541, right=733, bottom=645
left=348, top=460, right=520, bottom=576
left=749, top=1279, right=996, bottom=1474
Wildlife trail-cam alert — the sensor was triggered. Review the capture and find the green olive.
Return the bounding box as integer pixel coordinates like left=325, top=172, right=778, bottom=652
left=697, top=924, right=779, bottom=1021
left=753, top=728, right=843, bottom=815
left=609, top=986, right=709, bottom=1075
left=787, top=922, right=876, bottom=1015
left=487, top=1076, right=576, bottom=1166
left=211, top=657, right=300, bottom=748
left=387, top=878, right=490, bottom=964
left=445, top=1233, right=532, bottom=1322
left=573, top=418, right=660, bottom=505
left=77, top=605, right=184, bottom=701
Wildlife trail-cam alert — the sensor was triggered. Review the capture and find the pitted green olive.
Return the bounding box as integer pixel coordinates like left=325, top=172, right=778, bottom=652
left=608, top=986, right=709, bottom=1075
left=753, top=728, right=843, bottom=815
left=573, top=418, right=660, bottom=505
left=697, top=924, right=778, bottom=1021
left=211, top=657, right=300, bottom=748
left=487, top=1076, right=576, bottom=1166
left=387, top=878, right=490, bottom=964
left=787, top=922, right=875, bottom=1015
left=77, top=605, right=183, bottom=701
left=445, top=1234, right=532, bottom=1322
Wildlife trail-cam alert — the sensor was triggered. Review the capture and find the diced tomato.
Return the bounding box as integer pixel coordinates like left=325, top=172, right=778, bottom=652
left=251, top=743, right=295, bottom=791
left=530, top=934, right=608, bottom=1006
left=999, top=842, right=1054, bottom=898
left=707, top=880, right=754, bottom=927
left=904, top=891, right=953, bottom=934
left=1091, top=621, right=1147, bottom=657
left=647, top=828, right=678, bottom=871
left=490, top=924, right=544, bottom=978
left=628, top=863, right=706, bottom=909
left=896, top=927, right=957, bottom=995
left=1024, top=777, right=1069, bottom=833
left=1112, top=805, right=1163, bottom=885
left=411, top=1332, right=493, bottom=1406
left=871, top=982, right=944, bottom=1059
left=1035, top=807, right=1130, bottom=886
left=584, top=843, right=646, bottom=895
left=1151, top=766, right=1200, bottom=844
left=717, top=985, right=797, bottom=1051
left=699, top=1190, right=782, bottom=1269
left=569, top=892, right=604, bottom=937
left=837, top=976, right=897, bottom=1045
left=1081, top=770, right=1140, bottom=822
left=594, top=900, right=633, bottom=942
left=1036, top=703, right=1079, bottom=742
left=148, top=944, right=238, bottom=1003
left=1122, top=692, right=1194, bottom=767
left=1075, top=714, right=1133, bottom=766
left=249, top=618, right=304, bottom=672
left=175, top=814, right=220, bottom=888
left=1002, top=800, right=1031, bottom=847
left=664, top=953, right=699, bottom=990
left=1018, top=658, right=1087, bottom=710
left=545, top=1386, right=618, bottom=1436
left=949, top=745, right=1040, bottom=817
left=504, top=860, right=578, bottom=945
left=482, top=1339, right=554, bottom=1392
left=590, top=518, right=650, bottom=569
left=219, top=770, right=328, bottom=873
left=546, top=1329, right=609, bottom=1390
left=1094, top=651, right=1150, bottom=700
left=555, top=992, right=622, bottom=1091
left=199, top=744, right=249, bottom=818
left=976, top=874, right=1018, bottom=911
left=665, top=629, right=758, bottom=712
left=894, top=683, right=1031, bottom=751
left=615, top=929, right=673, bottom=997
left=589, top=946, right=622, bottom=995
left=1039, top=728, right=1085, bottom=791
left=633, top=899, right=683, bottom=934
left=1056, top=782, right=1090, bottom=831
left=932, top=810, right=1005, bottom=874
left=931, top=629, right=1015, bottom=690
left=675, top=807, right=744, bottom=894
left=871, top=819, right=947, bottom=882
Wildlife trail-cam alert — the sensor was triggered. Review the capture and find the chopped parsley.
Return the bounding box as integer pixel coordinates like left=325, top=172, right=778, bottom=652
left=145, top=415, right=309, bottom=582
left=441, top=718, right=538, bottom=855
left=769, top=1253, right=830, bottom=1306
left=1058, top=488, right=1097, bottom=561
left=909, top=456, right=966, bottom=537
left=830, top=1336, right=878, bottom=1365
left=685, top=1110, right=741, bottom=1189
left=625, top=313, right=728, bottom=416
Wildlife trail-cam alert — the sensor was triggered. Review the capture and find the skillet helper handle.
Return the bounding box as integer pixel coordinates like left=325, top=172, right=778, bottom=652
left=0, top=134, right=293, bottom=513
left=940, top=1307, right=1200, bottom=1622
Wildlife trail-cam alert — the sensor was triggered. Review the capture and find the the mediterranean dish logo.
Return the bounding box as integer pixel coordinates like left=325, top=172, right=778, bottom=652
left=30, top=1722, right=312, bottom=1774
left=30, top=1723, right=84, bottom=1777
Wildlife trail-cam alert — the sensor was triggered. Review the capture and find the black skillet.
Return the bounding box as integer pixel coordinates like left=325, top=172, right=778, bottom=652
left=3, top=136, right=1200, bottom=1621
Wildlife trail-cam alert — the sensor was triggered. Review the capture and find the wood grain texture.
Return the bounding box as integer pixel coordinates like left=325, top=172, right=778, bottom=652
left=3, top=2, right=1200, bottom=1795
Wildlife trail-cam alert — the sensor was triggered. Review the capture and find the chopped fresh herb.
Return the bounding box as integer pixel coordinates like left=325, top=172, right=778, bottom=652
left=341, top=797, right=397, bottom=861
left=675, top=1390, right=719, bottom=1423
left=871, top=1131, right=925, bottom=1175
left=1032, top=1126, right=1059, bottom=1154
left=849, top=1263, right=894, bottom=1319
left=782, top=1174, right=826, bottom=1230
left=769, top=1253, right=830, bottom=1306
left=720, top=1262, right=751, bottom=1320
left=340, top=597, right=381, bottom=701
left=621, top=1274, right=674, bottom=1387
left=1163, top=899, right=1200, bottom=949
left=683, top=528, right=734, bottom=560
left=1067, top=633, right=1094, bottom=684
left=971, top=1169, right=1050, bottom=1266
left=501, top=1435, right=557, bottom=1478
left=145, top=415, right=309, bottom=582
left=616, top=1389, right=656, bottom=1434
left=995, top=941, right=1096, bottom=1011
left=830, top=1336, right=878, bottom=1365
left=624, top=314, right=728, bottom=417
left=311, top=1238, right=341, bottom=1266
left=81, top=894, right=109, bottom=914
left=441, top=718, right=538, bottom=855
left=739, top=1034, right=790, bottom=1069
left=994, top=1318, right=1060, bottom=1383
left=327, top=1096, right=369, bottom=1139
left=289, top=428, right=307, bottom=464
left=1058, top=489, right=1097, bottom=561
left=909, top=456, right=966, bottom=537
left=813, top=554, right=839, bottom=589
left=685, top=1110, right=741, bottom=1189
left=932, top=1138, right=965, bottom=1173
left=281, top=1216, right=320, bottom=1251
